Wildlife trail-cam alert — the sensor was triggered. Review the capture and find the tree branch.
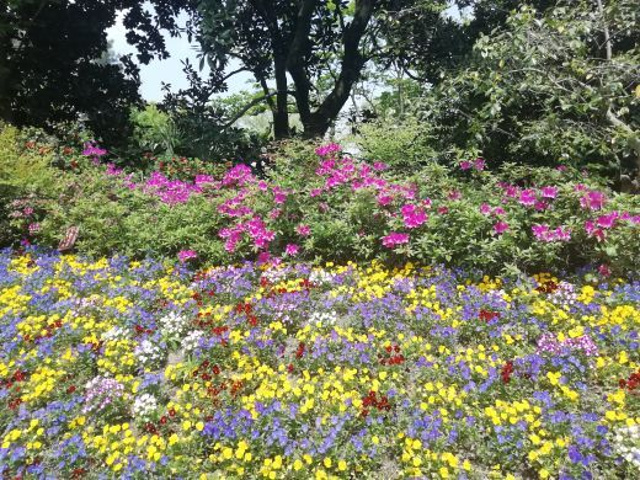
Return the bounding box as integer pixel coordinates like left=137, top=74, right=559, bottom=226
left=222, top=92, right=279, bottom=129
left=222, top=90, right=296, bottom=129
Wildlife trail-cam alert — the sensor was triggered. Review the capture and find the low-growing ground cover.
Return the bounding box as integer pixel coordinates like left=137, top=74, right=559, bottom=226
left=1, top=250, right=639, bottom=478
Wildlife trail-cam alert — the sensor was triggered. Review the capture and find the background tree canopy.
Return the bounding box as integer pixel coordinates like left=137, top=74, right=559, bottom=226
left=0, top=0, right=638, bottom=180
left=0, top=0, right=194, bottom=148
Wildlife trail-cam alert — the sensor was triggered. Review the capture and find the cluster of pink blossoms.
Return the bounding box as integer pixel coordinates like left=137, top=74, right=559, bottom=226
left=140, top=172, right=214, bottom=205
left=578, top=188, right=607, bottom=211
left=460, top=158, right=486, bottom=171
left=536, top=332, right=599, bottom=357
left=382, top=232, right=410, bottom=248
left=585, top=211, right=640, bottom=242
left=219, top=217, right=276, bottom=253
left=401, top=204, right=428, bottom=229
left=532, top=224, right=572, bottom=242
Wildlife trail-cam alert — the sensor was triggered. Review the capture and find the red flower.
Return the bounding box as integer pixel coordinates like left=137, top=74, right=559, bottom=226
left=501, top=361, right=514, bottom=384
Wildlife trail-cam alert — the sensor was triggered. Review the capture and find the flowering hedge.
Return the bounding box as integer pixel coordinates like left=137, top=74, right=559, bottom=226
left=1, top=250, right=639, bottom=478
left=3, top=131, right=639, bottom=272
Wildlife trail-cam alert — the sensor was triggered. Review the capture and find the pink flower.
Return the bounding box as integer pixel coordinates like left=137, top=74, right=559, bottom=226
left=437, top=206, right=449, bottom=215
left=296, top=224, right=311, bottom=236
left=257, top=251, right=271, bottom=264
left=223, top=164, right=254, bottom=187
left=285, top=244, right=300, bottom=256
left=377, top=195, right=393, bottom=206
left=493, top=221, right=509, bottom=235
left=504, top=185, right=520, bottom=198
left=459, top=160, right=473, bottom=170
left=585, top=221, right=606, bottom=242
left=534, top=200, right=548, bottom=212
left=382, top=232, right=410, bottom=248
left=315, top=143, right=342, bottom=157
left=519, top=189, right=537, bottom=207
left=596, top=211, right=618, bottom=229
left=448, top=190, right=462, bottom=201
left=401, top=204, right=427, bottom=229
left=479, top=203, right=492, bottom=215
left=178, top=250, right=198, bottom=263
left=532, top=224, right=550, bottom=241
left=474, top=158, right=486, bottom=171
left=373, top=162, right=388, bottom=171
left=82, top=142, right=107, bottom=158
left=580, top=190, right=606, bottom=211
left=532, top=224, right=571, bottom=242
left=553, top=226, right=571, bottom=242
left=540, top=186, right=558, bottom=199
left=310, top=188, right=323, bottom=197
left=556, top=165, right=568, bottom=172
left=492, top=207, right=505, bottom=216
left=268, top=209, right=282, bottom=220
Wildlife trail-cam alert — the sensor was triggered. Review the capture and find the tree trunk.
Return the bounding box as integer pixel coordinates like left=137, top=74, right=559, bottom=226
left=273, top=53, right=290, bottom=139
left=290, top=0, right=377, bottom=139
left=0, top=36, right=13, bottom=123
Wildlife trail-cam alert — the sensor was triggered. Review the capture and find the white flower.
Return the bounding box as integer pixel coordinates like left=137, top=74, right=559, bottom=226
left=101, top=326, right=129, bottom=342
left=159, top=311, right=189, bottom=338
left=309, top=310, right=339, bottom=326
left=134, top=339, right=164, bottom=368
left=132, top=393, right=158, bottom=419
left=182, top=330, right=205, bottom=354
left=612, top=425, right=640, bottom=470
left=309, top=269, right=336, bottom=285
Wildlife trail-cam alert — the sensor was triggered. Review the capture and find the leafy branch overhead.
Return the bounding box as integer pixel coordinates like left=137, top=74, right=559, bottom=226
left=193, top=0, right=425, bottom=139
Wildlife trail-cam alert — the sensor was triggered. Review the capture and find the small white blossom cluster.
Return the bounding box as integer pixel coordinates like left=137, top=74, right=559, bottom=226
left=159, top=311, right=189, bottom=338
left=549, top=281, right=578, bottom=306
left=132, top=393, right=158, bottom=420
left=309, top=268, right=336, bottom=285
left=182, top=330, right=205, bottom=354
left=613, top=425, right=640, bottom=471
left=134, top=339, right=164, bottom=368
left=101, top=326, right=129, bottom=342
left=309, top=310, right=339, bottom=326
left=261, top=268, right=289, bottom=284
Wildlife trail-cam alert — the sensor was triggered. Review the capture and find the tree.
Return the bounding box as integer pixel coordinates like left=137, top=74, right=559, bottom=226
left=193, top=0, right=432, bottom=139
left=0, top=0, right=194, bottom=147
left=419, top=0, right=640, bottom=178
left=379, top=0, right=558, bottom=84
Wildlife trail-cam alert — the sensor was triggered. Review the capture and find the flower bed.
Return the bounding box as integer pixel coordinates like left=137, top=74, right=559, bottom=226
left=8, top=141, right=638, bottom=274
left=1, top=250, right=639, bottom=478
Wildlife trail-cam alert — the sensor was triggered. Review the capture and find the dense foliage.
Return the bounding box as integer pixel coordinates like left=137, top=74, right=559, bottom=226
left=0, top=0, right=194, bottom=148
left=2, top=127, right=638, bottom=275
left=1, top=251, right=639, bottom=478
left=415, top=1, right=640, bottom=176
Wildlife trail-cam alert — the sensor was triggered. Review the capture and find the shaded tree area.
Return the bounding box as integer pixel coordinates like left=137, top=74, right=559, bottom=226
left=0, top=0, right=195, bottom=148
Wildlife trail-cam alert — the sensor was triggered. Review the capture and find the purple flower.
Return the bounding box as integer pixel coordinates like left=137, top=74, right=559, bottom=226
left=178, top=250, right=198, bottom=263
